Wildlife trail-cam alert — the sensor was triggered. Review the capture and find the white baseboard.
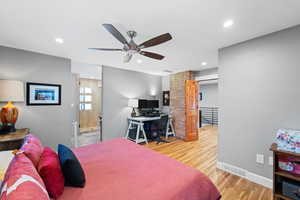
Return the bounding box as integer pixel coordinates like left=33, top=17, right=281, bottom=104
left=217, top=162, right=273, bottom=189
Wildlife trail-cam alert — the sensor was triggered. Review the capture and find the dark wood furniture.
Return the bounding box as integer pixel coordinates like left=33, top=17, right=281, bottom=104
left=0, top=128, right=29, bottom=151
left=270, top=143, right=300, bottom=200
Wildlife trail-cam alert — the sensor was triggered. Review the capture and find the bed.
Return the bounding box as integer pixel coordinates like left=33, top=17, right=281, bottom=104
left=59, top=138, right=221, bottom=200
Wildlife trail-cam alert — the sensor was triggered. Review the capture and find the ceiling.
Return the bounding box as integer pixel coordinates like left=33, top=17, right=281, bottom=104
left=0, top=0, right=300, bottom=76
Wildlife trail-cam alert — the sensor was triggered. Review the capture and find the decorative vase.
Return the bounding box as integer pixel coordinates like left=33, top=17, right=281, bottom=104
left=0, top=101, right=19, bottom=133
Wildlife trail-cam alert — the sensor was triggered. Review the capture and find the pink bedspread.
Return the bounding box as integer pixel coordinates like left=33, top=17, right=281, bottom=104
left=59, top=138, right=221, bottom=200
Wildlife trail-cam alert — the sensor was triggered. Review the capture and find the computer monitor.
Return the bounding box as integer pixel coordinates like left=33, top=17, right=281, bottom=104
left=147, top=100, right=159, bottom=109
left=138, top=99, right=159, bottom=109
left=138, top=99, right=148, bottom=109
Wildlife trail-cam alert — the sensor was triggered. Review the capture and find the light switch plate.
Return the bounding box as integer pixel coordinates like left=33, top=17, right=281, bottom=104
left=269, top=156, right=273, bottom=166
left=256, top=154, right=264, bottom=164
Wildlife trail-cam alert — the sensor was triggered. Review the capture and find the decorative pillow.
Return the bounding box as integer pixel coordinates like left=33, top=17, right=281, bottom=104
left=58, top=144, right=86, bottom=188
left=0, top=152, right=16, bottom=193
left=20, top=134, right=44, bottom=167
left=24, top=134, right=43, bottom=147
left=38, top=147, right=64, bottom=198
left=0, top=153, right=49, bottom=200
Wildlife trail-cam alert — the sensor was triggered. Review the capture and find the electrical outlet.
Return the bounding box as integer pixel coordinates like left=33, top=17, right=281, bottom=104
left=269, top=156, right=273, bottom=166
left=256, top=154, right=264, bottom=164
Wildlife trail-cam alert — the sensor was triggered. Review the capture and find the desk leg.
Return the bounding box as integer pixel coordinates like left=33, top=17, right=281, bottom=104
left=170, top=119, right=175, bottom=137
left=166, top=119, right=170, bottom=139
left=140, top=124, right=148, bottom=144
left=125, top=121, right=132, bottom=139
left=166, top=118, right=176, bottom=139
left=135, top=124, right=141, bottom=144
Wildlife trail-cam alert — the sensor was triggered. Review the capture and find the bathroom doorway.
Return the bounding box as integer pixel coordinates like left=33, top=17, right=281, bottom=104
left=71, top=62, right=102, bottom=147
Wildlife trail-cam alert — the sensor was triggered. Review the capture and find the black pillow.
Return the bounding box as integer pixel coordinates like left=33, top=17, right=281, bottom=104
left=58, top=144, right=86, bottom=188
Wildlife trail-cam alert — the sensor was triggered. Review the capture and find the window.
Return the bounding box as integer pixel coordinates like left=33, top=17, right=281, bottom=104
left=80, top=87, right=92, bottom=110
left=80, top=95, right=92, bottom=102
left=84, top=87, right=92, bottom=94
left=85, top=104, right=92, bottom=110
left=85, top=95, right=92, bottom=102
left=80, top=103, right=92, bottom=111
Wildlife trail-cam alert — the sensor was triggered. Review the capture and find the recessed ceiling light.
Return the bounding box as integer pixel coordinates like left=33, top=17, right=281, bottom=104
left=223, top=20, right=234, bottom=28
left=137, top=59, right=142, bottom=64
left=55, top=38, right=64, bottom=44
left=201, top=62, right=207, bottom=66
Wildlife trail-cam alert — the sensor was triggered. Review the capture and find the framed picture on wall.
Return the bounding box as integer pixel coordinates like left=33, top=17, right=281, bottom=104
left=26, top=82, right=61, bottom=106
left=163, top=91, right=170, bottom=106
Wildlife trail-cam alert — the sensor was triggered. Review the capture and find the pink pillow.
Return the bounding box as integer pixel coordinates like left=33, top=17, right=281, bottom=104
left=21, top=134, right=44, bottom=167
left=38, top=147, right=64, bottom=199
left=25, top=134, right=43, bottom=147
left=0, top=153, right=49, bottom=200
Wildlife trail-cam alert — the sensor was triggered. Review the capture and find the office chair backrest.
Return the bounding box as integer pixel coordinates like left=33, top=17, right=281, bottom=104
left=159, top=115, right=169, bottom=135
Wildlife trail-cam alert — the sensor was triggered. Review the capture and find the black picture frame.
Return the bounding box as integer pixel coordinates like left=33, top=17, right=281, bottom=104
left=163, top=91, right=170, bottom=106
left=26, top=82, right=61, bottom=106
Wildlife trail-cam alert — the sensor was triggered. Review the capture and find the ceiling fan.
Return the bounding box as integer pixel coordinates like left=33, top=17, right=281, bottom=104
left=89, top=24, right=172, bottom=63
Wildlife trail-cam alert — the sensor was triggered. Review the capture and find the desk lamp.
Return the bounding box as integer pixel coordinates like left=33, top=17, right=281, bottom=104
left=128, top=99, right=139, bottom=117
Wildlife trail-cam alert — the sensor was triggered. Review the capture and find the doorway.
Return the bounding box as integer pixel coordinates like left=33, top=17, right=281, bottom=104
left=199, top=81, right=218, bottom=128
left=78, top=78, right=102, bottom=146
left=71, top=62, right=102, bottom=147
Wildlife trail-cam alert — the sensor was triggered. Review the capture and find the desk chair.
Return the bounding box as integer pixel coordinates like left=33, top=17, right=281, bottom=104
left=150, top=116, right=168, bottom=144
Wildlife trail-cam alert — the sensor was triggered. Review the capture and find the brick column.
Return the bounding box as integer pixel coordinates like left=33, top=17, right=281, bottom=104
left=170, top=71, right=194, bottom=139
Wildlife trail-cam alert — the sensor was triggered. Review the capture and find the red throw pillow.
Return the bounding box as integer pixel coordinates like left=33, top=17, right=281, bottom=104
left=38, top=147, right=64, bottom=199
left=0, top=153, right=49, bottom=200
left=21, top=134, right=44, bottom=167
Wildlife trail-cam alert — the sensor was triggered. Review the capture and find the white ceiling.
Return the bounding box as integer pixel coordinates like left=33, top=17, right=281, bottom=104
left=71, top=61, right=102, bottom=80
left=0, top=0, right=300, bottom=75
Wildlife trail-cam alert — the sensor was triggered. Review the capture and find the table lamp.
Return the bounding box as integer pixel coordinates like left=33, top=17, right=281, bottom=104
left=0, top=80, right=24, bottom=134
left=128, top=99, right=139, bottom=117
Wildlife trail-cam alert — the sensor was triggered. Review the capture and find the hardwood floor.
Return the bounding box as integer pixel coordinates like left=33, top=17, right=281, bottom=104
left=145, top=126, right=272, bottom=200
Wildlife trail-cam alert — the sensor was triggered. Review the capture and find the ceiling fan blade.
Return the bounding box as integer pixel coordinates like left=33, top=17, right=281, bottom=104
left=102, top=24, right=129, bottom=46
left=89, top=48, right=123, bottom=51
left=123, top=53, right=133, bottom=63
left=140, top=51, right=165, bottom=60
left=139, top=33, right=172, bottom=49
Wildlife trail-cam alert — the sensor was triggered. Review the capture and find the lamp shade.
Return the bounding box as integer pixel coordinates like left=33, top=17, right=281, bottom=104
left=0, top=80, right=24, bottom=102
left=128, top=99, right=139, bottom=108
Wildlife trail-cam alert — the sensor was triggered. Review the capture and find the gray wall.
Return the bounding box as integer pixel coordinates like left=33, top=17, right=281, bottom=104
left=0, top=46, right=75, bottom=149
left=200, top=84, right=218, bottom=107
left=194, top=67, right=218, bottom=77
left=219, top=25, right=300, bottom=178
left=102, top=66, right=162, bottom=140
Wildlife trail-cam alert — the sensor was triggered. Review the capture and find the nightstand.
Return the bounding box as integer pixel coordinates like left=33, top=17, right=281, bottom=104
left=0, top=128, right=29, bottom=151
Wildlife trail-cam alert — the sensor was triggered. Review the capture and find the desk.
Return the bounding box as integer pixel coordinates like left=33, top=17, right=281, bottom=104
left=125, top=115, right=175, bottom=144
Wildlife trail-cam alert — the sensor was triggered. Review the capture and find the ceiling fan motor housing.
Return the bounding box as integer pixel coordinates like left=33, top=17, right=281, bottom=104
left=127, top=30, right=137, bottom=39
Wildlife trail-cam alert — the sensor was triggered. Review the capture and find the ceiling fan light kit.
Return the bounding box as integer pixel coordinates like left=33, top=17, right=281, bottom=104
left=89, top=24, right=172, bottom=63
